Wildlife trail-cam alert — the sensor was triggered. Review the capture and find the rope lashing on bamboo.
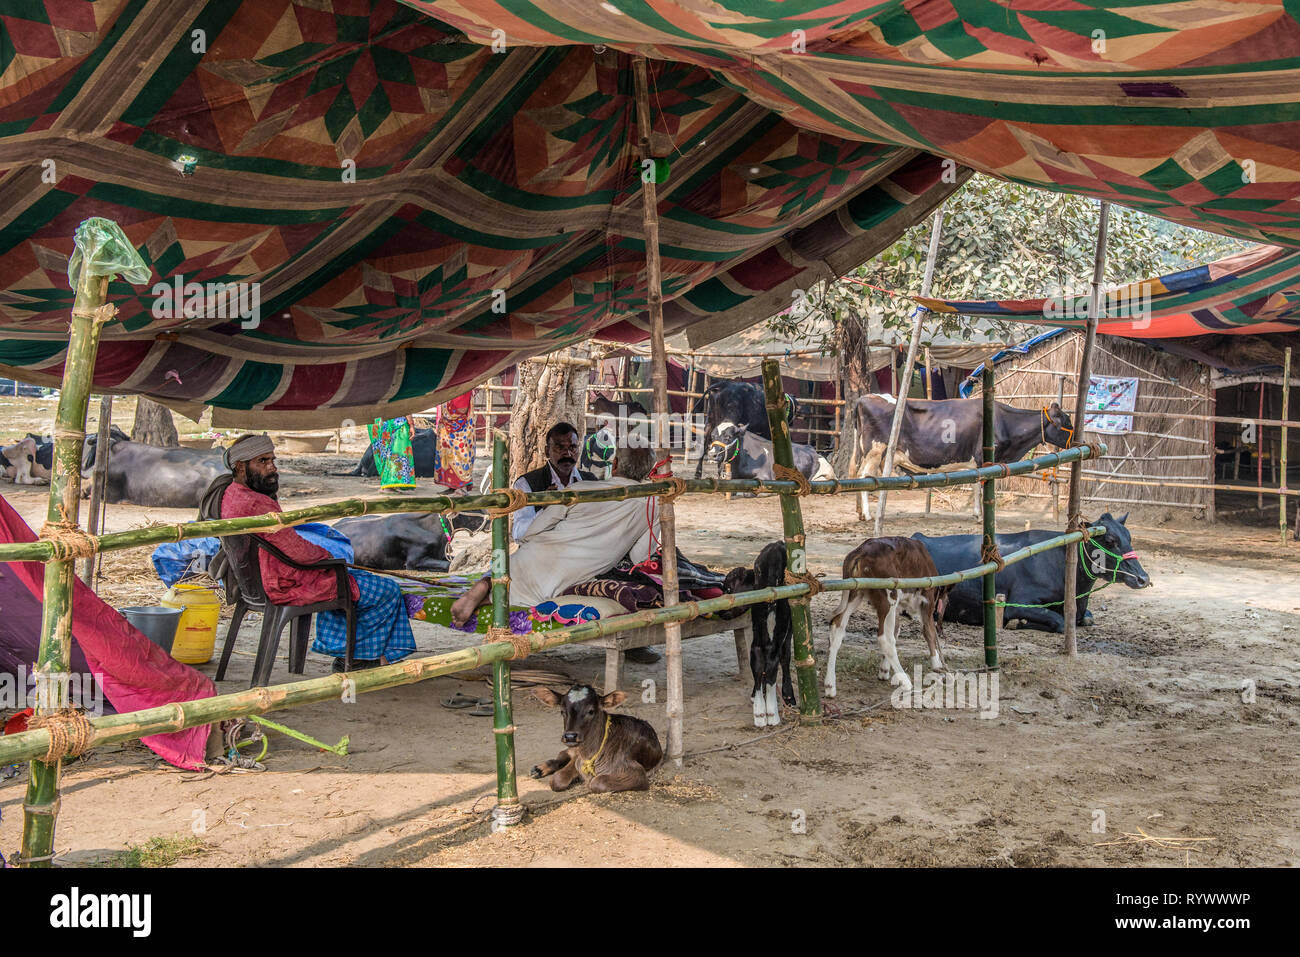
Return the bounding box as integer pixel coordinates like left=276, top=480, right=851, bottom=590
left=71, top=303, right=117, bottom=325
left=492, top=725, right=517, bottom=735
left=772, top=464, right=811, bottom=496
left=38, top=522, right=99, bottom=560
left=979, top=537, right=1006, bottom=572
left=28, top=709, right=95, bottom=763
left=484, top=487, right=528, bottom=518
left=52, top=427, right=87, bottom=442
left=1067, top=512, right=1096, bottom=543
left=490, top=575, right=511, bottom=588
left=784, top=570, right=823, bottom=605
left=657, top=477, right=687, bottom=503
left=484, top=626, right=531, bottom=660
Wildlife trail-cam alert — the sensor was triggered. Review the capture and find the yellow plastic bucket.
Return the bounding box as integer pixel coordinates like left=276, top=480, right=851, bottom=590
left=161, top=584, right=221, bottom=664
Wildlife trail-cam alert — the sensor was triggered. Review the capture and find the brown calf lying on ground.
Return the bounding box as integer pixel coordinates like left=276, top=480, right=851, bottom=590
left=826, top=536, right=948, bottom=698
left=531, top=685, right=663, bottom=793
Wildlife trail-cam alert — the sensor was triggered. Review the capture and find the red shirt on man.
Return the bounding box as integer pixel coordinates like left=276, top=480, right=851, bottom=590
left=220, top=481, right=359, bottom=605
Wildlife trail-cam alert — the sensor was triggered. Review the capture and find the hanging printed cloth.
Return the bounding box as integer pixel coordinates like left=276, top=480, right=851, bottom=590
left=368, top=416, right=416, bottom=490
left=434, top=391, right=475, bottom=489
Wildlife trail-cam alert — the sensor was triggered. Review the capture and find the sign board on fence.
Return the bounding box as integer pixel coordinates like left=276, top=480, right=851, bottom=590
left=1085, top=375, right=1138, bottom=434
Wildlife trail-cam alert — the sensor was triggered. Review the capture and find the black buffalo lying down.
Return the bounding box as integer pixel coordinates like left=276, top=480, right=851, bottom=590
left=81, top=427, right=226, bottom=509
left=913, top=513, right=1150, bottom=633
left=334, top=511, right=489, bottom=571
left=348, top=428, right=438, bottom=477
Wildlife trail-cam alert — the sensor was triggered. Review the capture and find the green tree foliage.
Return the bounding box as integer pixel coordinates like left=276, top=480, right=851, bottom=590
left=770, top=174, right=1252, bottom=348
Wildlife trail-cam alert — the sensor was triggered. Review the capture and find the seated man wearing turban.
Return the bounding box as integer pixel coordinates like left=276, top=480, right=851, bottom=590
left=219, top=434, right=415, bottom=672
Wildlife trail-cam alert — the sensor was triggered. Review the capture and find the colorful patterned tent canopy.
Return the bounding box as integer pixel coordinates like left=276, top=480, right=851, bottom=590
left=917, top=244, right=1300, bottom=337
left=1, top=1, right=1298, bottom=424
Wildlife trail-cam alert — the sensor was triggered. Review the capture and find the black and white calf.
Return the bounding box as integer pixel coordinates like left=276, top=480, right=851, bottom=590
left=710, top=423, right=834, bottom=483
left=724, top=541, right=795, bottom=727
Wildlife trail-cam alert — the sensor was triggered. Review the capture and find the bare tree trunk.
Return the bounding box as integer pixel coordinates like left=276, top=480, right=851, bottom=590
left=131, top=397, right=179, bottom=447
left=507, top=346, right=594, bottom=480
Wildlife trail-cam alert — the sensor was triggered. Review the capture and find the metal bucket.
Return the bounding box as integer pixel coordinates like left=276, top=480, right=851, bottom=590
left=120, top=606, right=183, bottom=655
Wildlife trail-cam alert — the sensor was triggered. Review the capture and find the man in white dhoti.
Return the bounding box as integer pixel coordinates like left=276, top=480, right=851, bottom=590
left=450, top=446, right=661, bottom=624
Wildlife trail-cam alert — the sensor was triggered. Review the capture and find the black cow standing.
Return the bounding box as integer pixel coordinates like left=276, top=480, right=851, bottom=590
left=724, top=541, right=795, bottom=727
left=914, top=513, right=1150, bottom=633
left=849, top=395, right=1074, bottom=520
left=691, top=381, right=799, bottom=479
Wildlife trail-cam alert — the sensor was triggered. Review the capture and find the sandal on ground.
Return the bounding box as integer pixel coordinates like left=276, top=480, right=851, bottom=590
left=467, top=699, right=495, bottom=717
left=441, top=692, right=480, bottom=710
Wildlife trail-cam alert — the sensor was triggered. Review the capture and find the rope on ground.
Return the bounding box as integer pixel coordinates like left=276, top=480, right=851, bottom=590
left=484, top=487, right=528, bottom=518
left=484, top=626, right=531, bottom=660
left=38, top=522, right=99, bottom=560
left=29, top=709, right=95, bottom=763
left=784, top=569, right=823, bottom=605
left=772, top=463, right=811, bottom=496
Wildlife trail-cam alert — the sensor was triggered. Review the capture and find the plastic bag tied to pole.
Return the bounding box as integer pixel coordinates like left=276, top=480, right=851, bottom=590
left=66, top=217, right=150, bottom=293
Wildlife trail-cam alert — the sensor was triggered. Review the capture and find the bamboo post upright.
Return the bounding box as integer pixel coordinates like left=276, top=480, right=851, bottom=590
left=762, top=359, right=822, bottom=721
left=20, top=276, right=111, bottom=866
left=981, top=365, right=999, bottom=670
left=1281, top=347, right=1292, bottom=545
left=80, top=394, right=113, bottom=586
left=1063, top=201, right=1109, bottom=657
left=875, top=206, right=943, bottom=534
left=633, top=57, right=685, bottom=764
left=489, top=432, right=523, bottom=827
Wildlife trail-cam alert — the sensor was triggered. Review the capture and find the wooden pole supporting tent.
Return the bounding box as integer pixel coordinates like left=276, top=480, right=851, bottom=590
left=981, top=365, right=999, bottom=670
left=1282, top=347, right=1292, bottom=546
left=1063, top=200, right=1110, bottom=658
left=633, top=56, right=685, bottom=766
left=875, top=206, right=944, bottom=536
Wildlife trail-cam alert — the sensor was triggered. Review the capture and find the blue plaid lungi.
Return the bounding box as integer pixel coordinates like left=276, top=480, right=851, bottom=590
left=313, top=569, right=416, bottom=663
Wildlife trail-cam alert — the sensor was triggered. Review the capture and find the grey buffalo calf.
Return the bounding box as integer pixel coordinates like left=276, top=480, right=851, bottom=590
left=530, top=686, right=662, bottom=793
left=826, top=537, right=948, bottom=698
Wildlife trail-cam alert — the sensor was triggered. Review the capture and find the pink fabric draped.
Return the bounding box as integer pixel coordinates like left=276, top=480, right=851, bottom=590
left=0, top=494, right=214, bottom=769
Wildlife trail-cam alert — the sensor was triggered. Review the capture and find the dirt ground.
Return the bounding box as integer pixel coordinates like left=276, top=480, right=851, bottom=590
left=1, top=404, right=1297, bottom=867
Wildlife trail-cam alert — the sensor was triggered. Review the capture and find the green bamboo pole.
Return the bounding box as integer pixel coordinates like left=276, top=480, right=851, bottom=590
left=0, top=445, right=1105, bottom=565
left=761, top=359, right=821, bottom=722
left=634, top=56, right=685, bottom=764
left=1281, top=347, right=1291, bottom=546
left=489, top=432, right=522, bottom=827
left=981, top=365, right=999, bottom=671
left=0, top=526, right=1102, bottom=768
left=20, top=270, right=110, bottom=867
